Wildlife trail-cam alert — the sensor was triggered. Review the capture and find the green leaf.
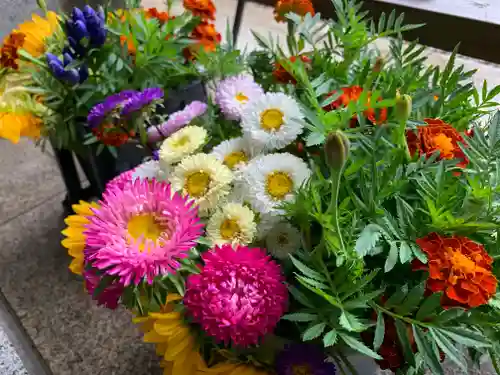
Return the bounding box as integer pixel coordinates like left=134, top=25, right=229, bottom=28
left=385, top=242, right=399, bottom=272
left=302, top=322, right=326, bottom=341
left=323, top=329, right=338, bottom=347
left=289, top=286, right=314, bottom=308
left=373, top=312, right=385, bottom=351
left=399, top=242, right=412, bottom=263
left=305, top=131, right=325, bottom=147
left=290, top=255, right=326, bottom=281
left=439, top=327, right=492, bottom=348
left=395, top=319, right=416, bottom=366
left=429, top=328, right=467, bottom=371
left=385, top=285, right=408, bottom=309
left=416, top=293, right=442, bottom=320
left=413, top=326, right=444, bottom=375
left=396, top=283, right=425, bottom=315
left=355, top=224, right=382, bottom=257
left=282, top=312, right=318, bottom=322
left=339, top=333, right=382, bottom=360
left=339, top=311, right=366, bottom=332
left=433, top=307, right=465, bottom=323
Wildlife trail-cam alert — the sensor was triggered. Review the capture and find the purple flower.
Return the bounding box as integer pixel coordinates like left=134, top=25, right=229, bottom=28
left=121, top=88, right=164, bottom=116
left=66, top=5, right=107, bottom=54
left=46, top=53, right=88, bottom=85
left=87, top=90, right=139, bottom=128
left=147, top=100, right=207, bottom=142
left=276, top=344, right=336, bottom=375
left=152, top=149, right=160, bottom=160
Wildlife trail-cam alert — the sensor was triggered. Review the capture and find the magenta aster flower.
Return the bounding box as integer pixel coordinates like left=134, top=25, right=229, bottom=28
left=83, top=269, right=124, bottom=310
left=184, top=244, right=288, bottom=347
left=215, top=74, right=264, bottom=121
left=276, top=344, right=336, bottom=375
left=105, top=169, right=134, bottom=192
left=147, top=101, right=207, bottom=142
left=84, top=179, right=203, bottom=286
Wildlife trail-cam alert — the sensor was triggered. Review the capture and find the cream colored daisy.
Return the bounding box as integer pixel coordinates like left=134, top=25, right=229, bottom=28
left=241, top=92, right=304, bottom=151
left=265, top=221, right=301, bottom=259
left=206, top=203, right=257, bottom=245
left=131, top=160, right=160, bottom=181
left=241, top=153, right=311, bottom=215
left=170, top=153, right=233, bottom=215
left=210, top=137, right=257, bottom=170
left=159, top=125, right=207, bottom=166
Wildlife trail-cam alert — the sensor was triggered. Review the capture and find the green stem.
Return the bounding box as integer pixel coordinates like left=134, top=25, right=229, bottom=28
left=371, top=302, right=425, bottom=327
left=327, top=168, right=346, bottom=254
left=398, top=119, right=411, bottom=162
left=337, top=350, right=361, bottom=375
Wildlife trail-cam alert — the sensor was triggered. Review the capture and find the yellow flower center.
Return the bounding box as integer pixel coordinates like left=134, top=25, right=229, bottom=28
left=235, top=92, right=249, bottom=103
left=432, top=133, right=454, bottom=159
left=185, top=171, right=211, bottom=198
left=220, top=218, right=241, bottom=240
left=127, top=214, right=166, bottom=251
left=170, top=135, right=190, bottom=148
left=292, top=364, right=312, bottom=375
left=447, top=247, right=477, bottom=274
left=260, top=108, right=284, bottom=132
left=266, top=171, right=293, bottom=200
left=223, top=151, right=248, bottom=169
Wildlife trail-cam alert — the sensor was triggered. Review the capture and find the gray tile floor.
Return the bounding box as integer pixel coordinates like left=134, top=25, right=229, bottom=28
left=1, top=1, right=500, bottom=375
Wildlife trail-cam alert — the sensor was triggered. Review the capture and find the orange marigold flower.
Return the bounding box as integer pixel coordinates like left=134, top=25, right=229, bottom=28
left=413, top=232, right=497, bottom=309
left=92, top=124, right=135, bottom=147
left=192, top=22, right=221, bottom=43
left=323, top=86, right=387, bottom=126
left=183, top=38, right=217, bottom=61
left=274, top=0, right=314, bottom=22
left=405, top=118, right=469, bottom=168
left=273, top=55, right=311, bottom=84
left=120, top=35, right=136, bottom=55
left=0, top=31, right=26, bottom=70
left=184, top=0, right=216, bottom=20
left=145, top=7, right=170, bottom=23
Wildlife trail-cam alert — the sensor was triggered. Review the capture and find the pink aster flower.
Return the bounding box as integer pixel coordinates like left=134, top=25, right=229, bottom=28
left=83, top=269, right=124, bottom=310
left=84, top=179, right=203, bottom=286
left=184, top=244, right=288, bottom=347
left=215, top=74, right=264, bottom=121
left=147, top=101, right=208, bottom=142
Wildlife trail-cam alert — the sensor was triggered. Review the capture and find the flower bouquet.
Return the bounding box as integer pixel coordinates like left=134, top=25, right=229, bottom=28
left=61, top=0, right=500, bottom=374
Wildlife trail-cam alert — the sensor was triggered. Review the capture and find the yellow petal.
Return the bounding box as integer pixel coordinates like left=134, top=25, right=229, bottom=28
left=143, top=330, right=169, bottom=344
left=149, top=311, right=181, bottom=321
left=154, top=320, right=182, bottom=336
left=69, top=258, right=84, bottom=275
left=166, top=293, right=182, bottom=304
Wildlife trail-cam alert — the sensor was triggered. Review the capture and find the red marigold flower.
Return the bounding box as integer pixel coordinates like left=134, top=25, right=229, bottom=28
left=92, top=124, right=135, bottom=147
left=0, top=31, right=26, bottom=70
left=274, top=0, right=315, bottom=23
left=413, top=232, right=497, bottom=309
left=272, top=55, right=311, bottom=84
left=184, top=0, right=216, bottom=20
left=405, top=118, right=469, bottom=171
left=145, top=7, right=170, bottom=23
left=323, top=86, right=388, bottom=126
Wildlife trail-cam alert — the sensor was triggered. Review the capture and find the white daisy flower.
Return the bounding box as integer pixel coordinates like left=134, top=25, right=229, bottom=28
left=159, top=125, right=207, bottom=166
left=215, top=74, right=264, bottom=121
left=131, top=160, right=160, bottom=181
left=210, top=137, right=258, bottom=170
left=241, top=92, right=304, bottom=151
left=265, top=222, right=301, bottom=259
left=241, top=153, right=311, bottom=215
left=256, top=212, right=282, bottom=240
left=206, top=202, right=257, bottom=246
left=170, top=153, right=233, bottom=215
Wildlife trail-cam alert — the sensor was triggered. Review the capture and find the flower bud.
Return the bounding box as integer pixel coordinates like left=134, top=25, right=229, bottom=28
left=395, top=92, right=412, bottom=122
left=83, top=5, right=96, bottom=20
left=63, top=52, right=73, bottom=67
left=78, top=64, right=88, bottom=83
left=324, top=131, right=350, bottom=170
left=72, top=7, right=85, bottom=22
left=97, top=6, right=105, bottom=22
left=89, top=26, right=107, bottom=46
left=36, top=0, right=47, bottom=13
left=64, top=68, right=80, bottom=85
left=73, top=19, right=89, bottom=41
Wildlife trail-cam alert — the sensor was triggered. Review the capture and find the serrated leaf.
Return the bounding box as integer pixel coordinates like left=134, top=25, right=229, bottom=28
left=373, top=312, right=385, bottom=351
left=302, top=322, right=326, bottom=341
left=339, top=333, right=382, bottom=360
left=355, top=224, right=382, bottom=257
left=339, top=311, right=365, bottom=332
left=385, top=242, right=399, bottom=272
left=395, top=319, right=416, bottom=366
left=430, top=328, right=467, bottom=371
left=305, top=132, right=325, bottom=147
left=396, top=283, right=425, bottom=315
left=289, top=286, right=314, bottom=308
left=385, top=285, right=408, bottom=309
left=416, top=293, right=442, bottom=320
left=290, top=255, right=326, bottom=281
left=433, top=307, right=465, bottom=323
left=439, top=327, right=491, bottom=348
left=323, top=329, right=338, bottom=347
left=413, top=326, right=444, bottom=375
left=282, top=312, right=318, bottom=322
left=399, top=242, right=412, bottom=263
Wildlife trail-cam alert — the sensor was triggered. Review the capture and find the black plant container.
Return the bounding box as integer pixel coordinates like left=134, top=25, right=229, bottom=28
left=53, top=80, right=207, bottom=211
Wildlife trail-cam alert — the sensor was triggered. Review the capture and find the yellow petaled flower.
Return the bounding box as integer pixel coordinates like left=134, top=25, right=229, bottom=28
left=206, top=203, right=257, bottom=246
left=133, top=294, right=206, bottom=375
left=61, top=200, right=100, bottom=275
left=0, top=111, right=42, bottom=143
left=16, top=11, right=59, bottom=58
left=160, top=125, right=207, bottom=166
left=197, top=363, right=269, bottom=375
left=170, top=153, right=233, bottom=216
